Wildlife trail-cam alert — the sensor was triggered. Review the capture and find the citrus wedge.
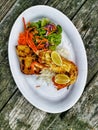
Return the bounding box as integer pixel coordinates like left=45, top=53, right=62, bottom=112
left=55, top=74, right=70, bottom=84
left=51, top=51, right=62, bottom=66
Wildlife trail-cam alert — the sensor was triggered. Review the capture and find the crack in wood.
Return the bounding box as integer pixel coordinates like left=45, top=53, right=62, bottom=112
left=70, top=0, right=87, bottom=20
left=0, top=88, right=18, bottom=112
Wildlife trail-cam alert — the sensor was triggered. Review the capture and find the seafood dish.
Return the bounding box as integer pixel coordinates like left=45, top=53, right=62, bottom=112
left=16, top=17, right=78, bottom=89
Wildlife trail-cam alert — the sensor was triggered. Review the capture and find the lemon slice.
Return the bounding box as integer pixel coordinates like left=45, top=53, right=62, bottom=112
left=55, top=74, right=70, bottom=84
left=51, top=51, right=62, bottom=66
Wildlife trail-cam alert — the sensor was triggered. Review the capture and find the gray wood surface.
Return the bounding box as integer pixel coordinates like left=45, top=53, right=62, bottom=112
left=73, top=0, right=98, bottom=82
left=0, top=0, right=98, bottom=129
left=0, top=0, right=17, bottom=21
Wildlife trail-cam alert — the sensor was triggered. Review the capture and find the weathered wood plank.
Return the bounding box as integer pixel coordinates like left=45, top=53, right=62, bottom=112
left=72, top=0, right=98, bottom=82
left=0, top=0, right=17, bottom=21
left=0, top=56, right=17, bottom=111
left=0, top=91, right=46, bottom=130
left=38, top=72, right=98, bottom=130
left=47, top=0, right=86, bottom=19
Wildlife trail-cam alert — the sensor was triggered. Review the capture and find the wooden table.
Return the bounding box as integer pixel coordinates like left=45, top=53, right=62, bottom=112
left=0, top=0, right=98, bottom=129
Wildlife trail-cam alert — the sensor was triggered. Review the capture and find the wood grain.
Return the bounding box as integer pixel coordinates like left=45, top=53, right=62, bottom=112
left=0, top=0, right=17, bottom=21
left=0, top=91, right=46, bottom=130
left=72, top=0, right=98, bottom=82
left=47, top=0, right=87, bottom=19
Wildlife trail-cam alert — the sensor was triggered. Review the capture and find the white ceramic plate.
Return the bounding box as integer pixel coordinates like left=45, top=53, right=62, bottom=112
left=8, top=5, right=88, bottom=113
